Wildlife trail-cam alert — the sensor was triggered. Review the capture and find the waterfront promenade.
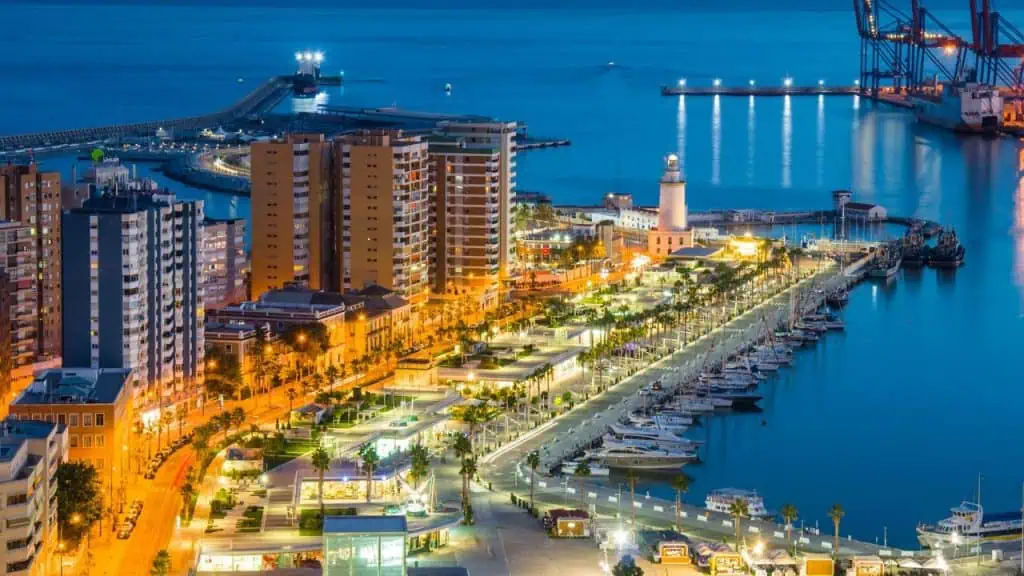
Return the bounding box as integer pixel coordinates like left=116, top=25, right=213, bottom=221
left=477, top=260, right=934, bottom=560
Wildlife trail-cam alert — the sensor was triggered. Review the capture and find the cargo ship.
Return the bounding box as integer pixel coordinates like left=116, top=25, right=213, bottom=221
left=909, top=82, right=1003, bottom=134
left=293, top=51, right=324, bottom=98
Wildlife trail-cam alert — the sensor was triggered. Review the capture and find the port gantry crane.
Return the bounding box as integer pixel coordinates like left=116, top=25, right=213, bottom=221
left=971, top=0, right=1024, bottom=93
left=854, top=0, right=970, bottom=98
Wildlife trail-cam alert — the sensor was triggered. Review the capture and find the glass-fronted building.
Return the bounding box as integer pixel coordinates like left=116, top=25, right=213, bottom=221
left=323, top=516, right=407, bottom=576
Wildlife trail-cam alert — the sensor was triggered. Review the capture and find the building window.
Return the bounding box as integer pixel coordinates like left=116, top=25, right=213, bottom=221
left=95, top=458, right=103, bottom=470
left=95, top=435, right=104, bottom=448
left=69, top=414, right=79, bottom=427
left=95, top=413, right=105, bottom=427
left=69, top=435, right=79, bottom=448
left=83, top=436, right=92, bottom=448
left=57, top=414, right=66, bottom=426
left=44, top=414, right=55, bottom=423
left=83, top=414, right=93, bottom=427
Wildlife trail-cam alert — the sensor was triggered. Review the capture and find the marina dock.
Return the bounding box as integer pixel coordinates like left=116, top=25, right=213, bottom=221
left=661, top=84, right=860, bottom=97
left=480, top=258, right=955, bottom=561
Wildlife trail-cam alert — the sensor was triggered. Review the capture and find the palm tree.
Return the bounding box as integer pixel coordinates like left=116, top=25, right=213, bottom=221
left=358, top=444, right=380, bottom=504
left=285, top=387, right=298, bottom=421
left=456, top=405, right=483, bottom=454
left=626, top=470, right=638, bottom=523
left=573, top=460, right=591, bottom=506
left=453, top=434, right=472, bottom=507
left=829, top=504, right=845, bottom=559
left=526, top=451, right=540, bottom=512
left=459, top=455, right=478, bottom=521
left=728, top=499, right=749, bottom=545
left=408, top=444, right=430, bottom=490
left=781, top=503, right=799, bottom=552
left=670, top=474, right=690, bottom=533
left=179, top=481, right=195, bottom=521
left=310, top=447, right=331, bottom=522
left=230, top=406, right=246, bottom=436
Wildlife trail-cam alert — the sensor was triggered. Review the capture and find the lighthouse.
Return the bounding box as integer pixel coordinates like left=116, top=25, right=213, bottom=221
left=657, top=153, right=687, bottom=231
left=648, top=153, right=694, bottom=256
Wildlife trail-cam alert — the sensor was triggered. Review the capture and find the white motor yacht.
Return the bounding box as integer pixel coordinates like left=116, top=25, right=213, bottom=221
left=588, top=445, right=695, bottom=470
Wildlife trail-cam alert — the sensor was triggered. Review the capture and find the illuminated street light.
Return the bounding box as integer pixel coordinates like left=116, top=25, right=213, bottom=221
left=818, top=79, right=825, bottom=86
left=752, top=540, right=765, bottom=555
left=713, top=78, right=722, bottom=87
left=784, top=77, right=794, bottom=88
left=295, top=52, right=303, bottom=62
left=749, top=79, right=755, bottom=87
left=314, top=51, right=324, bottom=62
left=943, top=44, right=955, bottom=56
left=678, top=78, right=687, bottom=87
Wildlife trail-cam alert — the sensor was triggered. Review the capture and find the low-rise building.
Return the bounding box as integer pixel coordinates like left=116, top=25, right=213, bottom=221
left=342, top=285, right=412, bottom=362
left=208, top=287, right=347, bottom=371
left=842, top=202, right=888, bottom=221
left=9, top=368, right=134, bottom=513
left=0, top=418, right=66, bottom=576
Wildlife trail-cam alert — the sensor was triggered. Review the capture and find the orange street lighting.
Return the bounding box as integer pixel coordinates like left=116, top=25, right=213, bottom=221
left=264, top=344, right=273, bottom=354
left=297, top=333, right=307, bottom=344
left=71, top=513, right=82, bottom=525
left=207, top=359, right=218, bottom=370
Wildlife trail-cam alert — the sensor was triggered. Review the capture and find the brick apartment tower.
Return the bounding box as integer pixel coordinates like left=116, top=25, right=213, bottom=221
left=0, top=164, right=62, bottom=358
left=250, top=134, right=330, bottom=299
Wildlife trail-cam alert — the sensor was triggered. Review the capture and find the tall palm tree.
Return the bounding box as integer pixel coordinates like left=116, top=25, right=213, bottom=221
left=526, top=451, right=540, bottom=512
left=670, top=474, right=690, bottom=533
left=358, top=444, right=380, bottom=504
left=781, top=503, right=799, bottom=552
left=459, top=455, right=478, bottom=519
left=829, top=504, right=845, bottom=559
left=285, top=387, right=298, bottom=420
left=573, top=460, right=592, bottom=506
left=310, top=447, right=331, bottom=522
left=453, top=434, right=472, bottom=508
left=626, top=470, right=638, bottom=523
left=728, top=499, right=750, bottom=545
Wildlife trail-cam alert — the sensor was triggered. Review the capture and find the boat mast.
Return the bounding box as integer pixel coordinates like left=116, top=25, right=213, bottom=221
left=977, top=473, right=983, bottom=565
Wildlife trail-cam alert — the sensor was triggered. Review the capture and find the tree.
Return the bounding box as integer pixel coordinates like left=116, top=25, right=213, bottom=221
left=526, top=451, right=540, bottom=512
left=781, top=503, right=799, bottom=552
left=56, top=461, right=103, bottom=546
left=573, top=460, right=591, bottom=506
left=560, top=390, right=573, bottom=410
left=728, top=499, right=749, bottom=545
left=205, top=346, right=243, bottom=406
left=358, top=444, right=380, bottom=504
left=286, top=387, right=298, bottom=420
left=670, top=474, right=690, bottom=533
left=459, top=455, right=478, bottom=521
left=230, top=406, right=246, bottom=436
left=150, top=550, right=171, bottom=576
left=179, top=481, right=195, bottom=521
left=612, top=554, right=644, bottom=576
left=408, top=444, right=430, bottom=489
left=453, top=434, right=472, bottom=508
left=311, top=447, right=332, bottom=522
left=829, top=503, right=845, bottom=559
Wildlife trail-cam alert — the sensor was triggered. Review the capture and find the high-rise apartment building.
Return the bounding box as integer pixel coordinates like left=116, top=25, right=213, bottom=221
left=336, top=130, right=430, bottom=303
left=250, top=134, right=330, bottom=299
left=62, top=193, right=204, bottom=406
left=202, top=217, right=248, bottom=309
left=0, top=164, right=62, bottom=358
left=0, top=221, right=38, bottom=394
left=428, top=138, right=503, bottom=303
left=435, top=121, right=517, bottom=279
left=0, top=418, right=66, bottom=576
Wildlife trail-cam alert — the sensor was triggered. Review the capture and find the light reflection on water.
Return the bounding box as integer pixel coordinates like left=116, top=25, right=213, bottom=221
left=711, top=94, right=721, bottom=186
left=746, top=95, right=755, bottom=185
left=781, top=94, right=792, bottom=188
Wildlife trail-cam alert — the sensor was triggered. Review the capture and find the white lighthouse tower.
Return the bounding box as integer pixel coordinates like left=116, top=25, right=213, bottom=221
left=658, top=153, right=687, bottom=231
left=648, top=153, right=694, bottom=256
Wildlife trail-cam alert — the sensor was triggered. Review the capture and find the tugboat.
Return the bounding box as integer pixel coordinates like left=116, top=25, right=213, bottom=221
left=868, top=243, right=903, bottom=279
left=929, top=228, right=965, bottom=268
left=901, top=227, right=929, bottom=267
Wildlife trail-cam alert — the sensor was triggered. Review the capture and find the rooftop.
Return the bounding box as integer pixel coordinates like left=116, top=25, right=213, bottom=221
left=15, top=368, right=131, bottom=406
left=844, top=201, right=882, bottom=210
left=324, top=515, right=408, bottom=535
left=668, top=246, right=723, bottom=260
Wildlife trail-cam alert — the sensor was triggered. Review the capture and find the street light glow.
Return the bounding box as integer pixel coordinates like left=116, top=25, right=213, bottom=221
left=784, top=76, right=794, bottom=87
left=713, top=78, right=722, bottom=87
left=678, top=78, right=687, bottom=87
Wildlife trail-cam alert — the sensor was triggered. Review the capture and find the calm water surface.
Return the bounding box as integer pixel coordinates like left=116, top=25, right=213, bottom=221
left=3, top=1, right=1024, bottom=548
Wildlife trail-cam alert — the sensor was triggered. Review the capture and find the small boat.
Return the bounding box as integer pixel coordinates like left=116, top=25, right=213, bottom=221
left=561, top=459, right=610, bottom=477
left=706, top=488, right=771, bottom=518
left=709, top=390, right=762, bottom=409
left=929, top=228, right=965, bottom=268
left=917, top=501, right=1023, bottom=548
left=444, top=82, right=452, bottom=94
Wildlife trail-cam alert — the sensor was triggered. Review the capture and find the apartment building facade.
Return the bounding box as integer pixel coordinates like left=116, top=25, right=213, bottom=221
left=250, top=134, right=330, bottom=299
left=0, top=164, right=62, bottom=358
left=202, top=217, right=248, bottom=309
left=0, top=221, right=38, bottom=396
left=336, top=131, right=430, bottom=304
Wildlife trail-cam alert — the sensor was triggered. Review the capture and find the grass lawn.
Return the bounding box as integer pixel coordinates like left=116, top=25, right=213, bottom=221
left=263, top=438, right=316, bottom=470
left=298, top=507, right=357, bottom=536
left=236, top=506, right=263, bottom=533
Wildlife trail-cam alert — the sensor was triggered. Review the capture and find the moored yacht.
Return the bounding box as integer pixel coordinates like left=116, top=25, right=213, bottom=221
left=588, top=445, right=696, bottom=470
left=917, top=501, right=1024, bottom=548
left=561, top=459, right=610, bottom=477
left=706, top=488, right=771, bottom=518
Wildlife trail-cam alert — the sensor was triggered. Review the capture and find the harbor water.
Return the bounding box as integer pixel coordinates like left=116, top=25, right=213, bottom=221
left=3, top=0, right=1024, bottom=549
